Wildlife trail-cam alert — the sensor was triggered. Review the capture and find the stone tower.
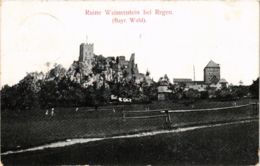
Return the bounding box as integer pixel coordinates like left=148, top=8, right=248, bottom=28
left=204, top=60, right=220, bottom=84
left=128, top=53, right=139, bottom=75
left=79, top=43, right=94, bottom=67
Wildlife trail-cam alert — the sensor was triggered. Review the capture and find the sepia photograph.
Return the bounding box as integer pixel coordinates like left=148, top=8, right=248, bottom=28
left=1, top=0, right=259, bottom=165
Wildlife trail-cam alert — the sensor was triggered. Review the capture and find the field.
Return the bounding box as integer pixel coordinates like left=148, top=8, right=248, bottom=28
left=2, top=120, right=259, bottom=165
left=1, top=99, right=258, bottom=152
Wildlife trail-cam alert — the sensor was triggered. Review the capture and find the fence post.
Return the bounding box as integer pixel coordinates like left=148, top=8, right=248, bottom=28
left=164, top=110, right=172, bottom=128
left=122, top=111, right=126, bottom=122
left=251, top=102, right=258, bottom=117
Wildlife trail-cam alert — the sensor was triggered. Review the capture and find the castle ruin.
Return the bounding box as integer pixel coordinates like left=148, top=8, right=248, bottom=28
left=79, top=42, right=94, bottom=68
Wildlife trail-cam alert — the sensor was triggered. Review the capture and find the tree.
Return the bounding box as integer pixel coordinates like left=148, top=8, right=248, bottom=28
left=249, top=77, right=259, bottom=99
left=230, top=85, right=249, bottom=99
left=216, top=88, right=233, bottom=100
left=39, top=80, right=59, bottom=108
left=200, top=91, right=208, bottom=99
left=1, top=72, right=45, bottom=110
left=1, top=85, right=18, bottom=110
left=143, top=82, right=158, bottom=101
left=96, top=84, right=111, bottom=104
left=184, top=89, right=200, bottom=100
left=16, top=72, right=44, bottom=110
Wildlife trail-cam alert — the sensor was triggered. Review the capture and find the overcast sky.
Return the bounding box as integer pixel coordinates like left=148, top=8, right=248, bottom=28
left=1, top=0, right=259, bottom=86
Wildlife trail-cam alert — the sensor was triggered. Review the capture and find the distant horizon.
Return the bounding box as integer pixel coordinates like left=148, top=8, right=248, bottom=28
left=1, top=1, right=259, bottom=86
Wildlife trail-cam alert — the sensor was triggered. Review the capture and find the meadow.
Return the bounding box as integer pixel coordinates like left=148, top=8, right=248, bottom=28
left=1, top=99, right=258, bottom=152
left=2, top=120, right=259, bottom=165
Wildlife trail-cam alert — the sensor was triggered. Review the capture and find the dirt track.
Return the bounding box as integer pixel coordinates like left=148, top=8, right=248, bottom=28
left=2, top=119, right=259, bottom=165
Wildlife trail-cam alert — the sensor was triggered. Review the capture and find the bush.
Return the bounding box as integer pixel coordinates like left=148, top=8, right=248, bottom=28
left=184, top=89, right=200, bottom=100
left=249, top=78, right=259, bottom=99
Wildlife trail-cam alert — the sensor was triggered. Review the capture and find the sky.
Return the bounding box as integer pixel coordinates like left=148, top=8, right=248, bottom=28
left=1, top=0, right=259, bottom=86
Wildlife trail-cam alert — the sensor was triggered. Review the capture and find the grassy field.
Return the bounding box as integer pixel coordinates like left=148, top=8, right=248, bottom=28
left=2, top=120, right=259, bottom=165
left=1, top=99, right=258, bottom=152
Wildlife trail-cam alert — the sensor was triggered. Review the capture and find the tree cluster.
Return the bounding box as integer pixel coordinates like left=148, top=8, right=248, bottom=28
left=1, top=57, right=258, bottom=111
left=1, top=63, right=156, bottom=111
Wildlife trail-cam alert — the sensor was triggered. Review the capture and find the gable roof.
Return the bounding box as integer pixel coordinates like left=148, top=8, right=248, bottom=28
left=219, top=78, right=227, bottom=83
left=205, top=60, right=220, bottom=68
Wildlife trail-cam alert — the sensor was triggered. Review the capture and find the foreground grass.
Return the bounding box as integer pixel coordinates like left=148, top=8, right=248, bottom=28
left=1, top=99, right=258, bottom=152
left=2, top=120, right=259, bottom=165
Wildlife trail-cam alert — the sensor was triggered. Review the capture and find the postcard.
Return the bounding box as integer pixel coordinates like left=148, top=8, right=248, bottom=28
left=1, top=0, right=259, bottom=165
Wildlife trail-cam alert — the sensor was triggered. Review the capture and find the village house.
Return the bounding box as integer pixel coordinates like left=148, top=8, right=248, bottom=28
left=172, top=60, right=228, bottom=92
left=157, top=75, right=172, bottom=101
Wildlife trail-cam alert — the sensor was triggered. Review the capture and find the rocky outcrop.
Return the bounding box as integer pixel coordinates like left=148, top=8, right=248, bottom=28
left=66, top=53, right=153, bottom=89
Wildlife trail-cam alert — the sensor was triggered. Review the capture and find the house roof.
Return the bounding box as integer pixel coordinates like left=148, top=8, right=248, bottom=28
left=193, top=81, right=205, bottom=84
left=205, top=60, right=220, bottom=68
left=173, top=78, right=192, bottom=83
left=219, top=78, right=227, bottom=83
